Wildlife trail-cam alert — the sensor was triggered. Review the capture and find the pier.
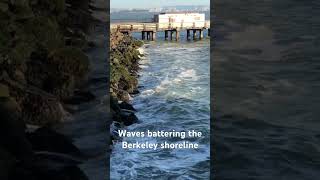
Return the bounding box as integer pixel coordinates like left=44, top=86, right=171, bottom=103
left=111, top=13, right=210, bottom=41
left=111, top=21, right=210, bottom=41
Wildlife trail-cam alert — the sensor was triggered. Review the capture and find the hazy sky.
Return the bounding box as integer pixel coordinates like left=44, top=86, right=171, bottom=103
left=111, top=0, right=210, bottom=9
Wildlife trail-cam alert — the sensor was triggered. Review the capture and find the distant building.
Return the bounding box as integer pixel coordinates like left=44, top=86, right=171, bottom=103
left=154, top=12, right=206, bottom=29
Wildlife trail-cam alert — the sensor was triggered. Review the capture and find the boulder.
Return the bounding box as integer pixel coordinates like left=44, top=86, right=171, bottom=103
left=26, top=127, right=85, bottom=158
left=119, top=101, right=136, bottom=112
left=0, top=97, right=33, bottom=160
left=119, top=110, right=138, bottom=126
left=20, top=92, right=66, bottom=126
left=41, top=47, right=90, bottom=100
left=117, top=90, right=131, bottom=103
left=63, top=90, right=95, bottom=104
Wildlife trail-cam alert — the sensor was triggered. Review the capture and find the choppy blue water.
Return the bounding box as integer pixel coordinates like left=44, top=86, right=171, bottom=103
left=213, top=0, right=320, bottom=179
left=110, top=35, right=210, bottom=179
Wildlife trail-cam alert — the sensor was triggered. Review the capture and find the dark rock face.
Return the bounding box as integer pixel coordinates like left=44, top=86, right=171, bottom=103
left=110, top=31, right=143, bottom=102
left=63, top=90, right=95, bottom=105
left=110, top=31, right=143, bottom=149
left=26, top=127, right=84, bottom=158
left=119, top=101, right=137, bottom=112
left=0, top=97, right=33, bottom=160
left=130, top=89, right=140, bottom=95
left=0, top=0, right=95, bottom=179
left=119, top=111, right=139, bottom=126
left=20, top=92, right=66, bottom=126
left=0, top=0, right=93, bottom=126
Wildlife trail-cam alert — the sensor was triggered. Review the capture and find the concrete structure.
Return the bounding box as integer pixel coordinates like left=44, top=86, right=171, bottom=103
left=111, top=12, right=210, bottom=41
left=154, top=12, right=205, bottom=30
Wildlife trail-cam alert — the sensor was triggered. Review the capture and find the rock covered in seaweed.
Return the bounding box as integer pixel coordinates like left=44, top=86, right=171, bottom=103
left=110, top=30, right=143, bottom=102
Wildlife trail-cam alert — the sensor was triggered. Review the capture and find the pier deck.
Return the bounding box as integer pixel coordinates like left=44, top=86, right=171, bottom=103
left=110, top=21, right=211, bottom=41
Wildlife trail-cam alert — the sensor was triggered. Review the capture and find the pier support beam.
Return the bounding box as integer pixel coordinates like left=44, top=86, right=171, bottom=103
left=147, top=32, right=151, bottom=40
left=187, top=29, right=205, bottom=40
left=187, top=30, right=190, bottom=40
left=199, top=30, right=204, bottom=39
left=193, top=30, right=197, bottom=40
left=152, top=31, right=156, bottom=41
left=176, top=31, right=180, bottom=41
left=142, top=31, right=156, bottom=41
left=165, top=30, right=168, bottom=40
left=165, top=30, right=179, bottom=41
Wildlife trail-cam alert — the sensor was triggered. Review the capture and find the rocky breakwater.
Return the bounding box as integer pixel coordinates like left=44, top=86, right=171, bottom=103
left=0, top=0, right=96, bottom=179
left=110, top=31, right=143, bottom=146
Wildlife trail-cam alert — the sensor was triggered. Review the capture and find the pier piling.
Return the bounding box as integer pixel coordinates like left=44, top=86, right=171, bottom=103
left=187, top=30, right=190, bottom=40
left=165, top=30, right=168, bottom=40
left=200, top=30, right=204, bottom=39
left=193, top=30, right=197, bottom=40
left=113, top=19, right=211, bottom=41
left=152, top=31, right=156, bottom=41
left=176, top=31, right=180, bottom=41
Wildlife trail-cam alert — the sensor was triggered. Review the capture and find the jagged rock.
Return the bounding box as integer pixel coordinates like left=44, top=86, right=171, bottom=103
left=130, top=89, right=140, bottom=95
left=117, top=90, right=131, bottom=103
left=63, top=90, right=95, bottom=104
left=110, top=96, right=121, bottom=113
left=119, top=110, right=138, bottom=126
left=119, top=101, right=136, bottom=112
left=20, top=92, right=66, bottom=126
left=26, top=127, right=85, bottom=158
left=45, top=47, right=89, bottom=99
left=0, top=97, right=33, bottom=160
left=0, top=83, right=9, bottom=97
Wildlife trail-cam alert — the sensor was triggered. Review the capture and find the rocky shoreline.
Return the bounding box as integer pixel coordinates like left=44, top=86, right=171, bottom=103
left=0, top=0, right=101, bottom=179
left=110, top=31, right=144, bottom=146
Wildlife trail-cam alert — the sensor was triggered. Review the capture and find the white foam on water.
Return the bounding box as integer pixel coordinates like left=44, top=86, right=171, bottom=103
left=177, top=69, right=198, bottom=80
left=139, top=65, right=149, bottom=69
left=172, top=78, right=182, bottom=84
left=140, top=89, right=155, bottom=97
left=137, top=47, right=144, bottom=55
left=155, top=78, right=172, bottom=93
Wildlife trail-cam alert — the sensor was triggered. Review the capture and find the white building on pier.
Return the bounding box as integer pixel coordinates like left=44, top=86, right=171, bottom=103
left=154, top=12, right=206, bottom=29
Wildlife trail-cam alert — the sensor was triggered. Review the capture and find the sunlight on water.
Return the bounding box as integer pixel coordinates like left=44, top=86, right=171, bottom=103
left=111, top=37, right=210, bottom=179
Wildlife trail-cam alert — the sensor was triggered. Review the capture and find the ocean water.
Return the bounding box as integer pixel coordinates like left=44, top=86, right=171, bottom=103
left=110, top=33, right=210, bottom=179
left=213, top=0, right=320, bottom=179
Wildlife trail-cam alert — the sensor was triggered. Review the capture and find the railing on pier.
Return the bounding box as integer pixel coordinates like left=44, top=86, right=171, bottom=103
left=111, top=20, right=211, bottom=32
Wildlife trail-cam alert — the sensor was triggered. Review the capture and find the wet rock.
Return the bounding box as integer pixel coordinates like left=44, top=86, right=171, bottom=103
left=117, top=90, right=131, bottom=103
left=119, top=110, right=138, bottom=126
left=119, top=101, right=136, bottom=112
left=130, top=89, right=140, bottom=95
left=111, top=129, right=121, bottom=143
left=45, top=47, right=90, bottom=99
left=20, top=92, right=66, bottom=126
left=26, top=127, right=85, bottom=158
left=110, top=96, right=121, bottom=113
left=0, top=97, right=33, bottom=160
left=63, top=90, right=95, bottom=104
